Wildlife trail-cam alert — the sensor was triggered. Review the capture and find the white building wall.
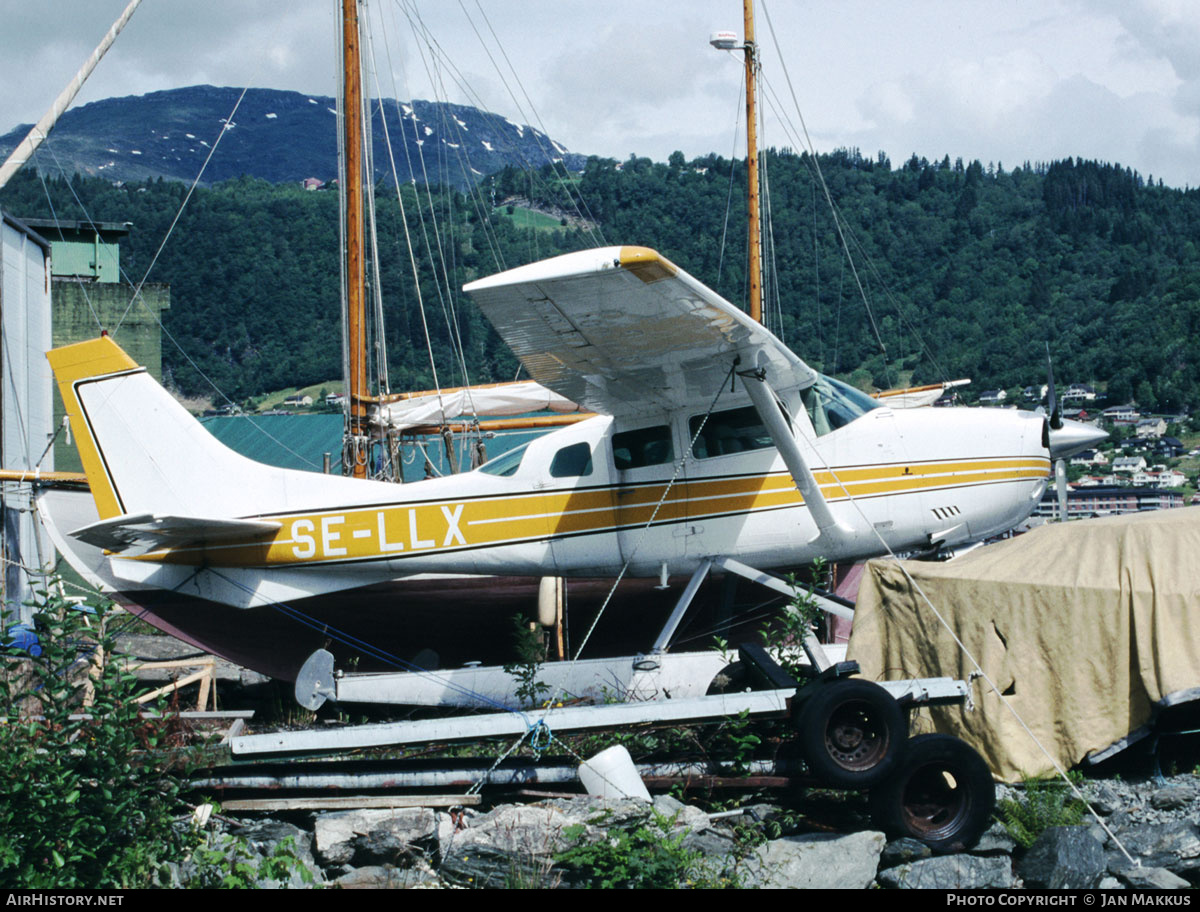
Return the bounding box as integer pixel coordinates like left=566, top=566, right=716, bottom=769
left=1, top=212, right=55, bottom=625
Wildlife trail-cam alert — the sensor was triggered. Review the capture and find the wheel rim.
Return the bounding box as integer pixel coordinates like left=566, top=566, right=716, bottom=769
left=899, top=762, right=970, bottom=840
left=823, top=699, right=891, bottom=772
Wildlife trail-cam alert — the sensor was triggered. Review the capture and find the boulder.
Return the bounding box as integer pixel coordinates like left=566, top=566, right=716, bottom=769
left=1106, top=820, right=1200, bottom=875
left=742, top=831, right=886, bottom=889
left=1019, top=826, right=1106, bottom=889
left=439, top=803, right=586, bottom=889
left=313, top=807, right=438, bottom=868
left=880, top=838, right=932, bottom=867
left=879, top=854, right=1014, bottom=889
left=1114, top=865, right=1191, bottom=890
left=334, top=863, right=441, bottom=889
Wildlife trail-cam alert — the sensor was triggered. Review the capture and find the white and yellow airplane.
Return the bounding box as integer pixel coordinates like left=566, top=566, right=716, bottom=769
left=42, top=246, right=1103, bottom=678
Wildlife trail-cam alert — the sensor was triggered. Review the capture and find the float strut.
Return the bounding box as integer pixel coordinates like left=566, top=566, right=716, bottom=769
left=649, top=560, right=712, bottom=655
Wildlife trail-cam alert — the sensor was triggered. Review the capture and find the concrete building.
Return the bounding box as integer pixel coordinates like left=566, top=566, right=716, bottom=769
left=19, top=218, right=169, bottom=472
left=1035, top=484, right=1186, bottom=521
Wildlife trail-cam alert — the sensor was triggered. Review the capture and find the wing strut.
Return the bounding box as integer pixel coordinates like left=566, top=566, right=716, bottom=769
left=740, top=353, right=853, bottom=547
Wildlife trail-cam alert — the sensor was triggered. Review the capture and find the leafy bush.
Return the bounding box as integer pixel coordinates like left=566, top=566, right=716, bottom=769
left=0, top=591, right=190, bottom=887
left=998, top=774, right=1086, bottom=848
left=503, top=613, right=550, bottom=708
left=764, top=559, right=829, bottom=682
left=556, top=811, right=737, bottom=889
left=189, top=833, right=314, bottom=889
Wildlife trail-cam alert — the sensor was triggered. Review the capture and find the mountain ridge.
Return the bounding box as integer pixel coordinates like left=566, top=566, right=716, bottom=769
left=0, top=85, right=586, bottom=190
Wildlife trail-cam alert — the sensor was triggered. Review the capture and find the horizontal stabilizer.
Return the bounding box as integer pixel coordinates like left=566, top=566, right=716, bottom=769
left=70, top=513, right=281, bottom=555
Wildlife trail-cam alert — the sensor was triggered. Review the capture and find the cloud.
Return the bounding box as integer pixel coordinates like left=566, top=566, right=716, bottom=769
left=538, top=13, right=740, bottom=158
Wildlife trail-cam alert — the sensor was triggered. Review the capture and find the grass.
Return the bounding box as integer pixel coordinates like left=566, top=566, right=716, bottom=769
left=494, top=206, right=564, bottom=231
left=252, top=379, right=342, bottom=412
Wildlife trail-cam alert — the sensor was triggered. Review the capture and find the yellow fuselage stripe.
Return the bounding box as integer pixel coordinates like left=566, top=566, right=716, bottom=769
left=133, top=456, right=1049, bottom=568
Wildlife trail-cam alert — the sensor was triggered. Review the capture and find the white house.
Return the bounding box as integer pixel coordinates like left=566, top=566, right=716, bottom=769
left=1112, top=455, right=1147, bottom=473
left=1135, top=417, right=1167, bottom=438
left=1102, top=403, right=1140, bottom=424
left=1063, top=384, right=1097, bottom=401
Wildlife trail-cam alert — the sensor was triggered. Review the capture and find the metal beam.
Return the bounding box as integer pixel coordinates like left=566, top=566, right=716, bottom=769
left=194, top=760, right=779, bottom=792
left=234, top=675, right=967, bottom=758
left=740, top=356, right=852, bottom=545
left=234, top=689, right=793, bottom=757
left=649, top=559, right=711, bottom=654
left=714, top=556, right=854, bottom=621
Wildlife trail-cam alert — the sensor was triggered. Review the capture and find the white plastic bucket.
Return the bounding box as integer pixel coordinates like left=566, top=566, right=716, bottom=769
left=578, top=745, right=651, bottom=801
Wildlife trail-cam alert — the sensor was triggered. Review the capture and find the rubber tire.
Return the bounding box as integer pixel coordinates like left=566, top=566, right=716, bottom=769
left=868, top=733, right=995, bottom=852
left=795, top=678, right=906, bottom=790
left=707, top=661, right=748, bottom=695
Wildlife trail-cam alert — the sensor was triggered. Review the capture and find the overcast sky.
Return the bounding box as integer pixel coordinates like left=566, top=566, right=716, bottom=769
left=3, top=0, right=1198, bottom=188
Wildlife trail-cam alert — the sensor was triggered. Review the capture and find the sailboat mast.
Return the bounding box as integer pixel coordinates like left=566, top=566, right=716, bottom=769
left=343, top=0, right=368, bottom=479
left=743, top=0, right=763, bottom=325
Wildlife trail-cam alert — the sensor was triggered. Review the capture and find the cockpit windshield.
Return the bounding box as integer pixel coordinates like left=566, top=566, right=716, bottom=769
left=801, top=374, right=881, bottom=436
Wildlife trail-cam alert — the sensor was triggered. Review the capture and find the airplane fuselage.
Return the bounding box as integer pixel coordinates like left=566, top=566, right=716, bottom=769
left=127, top=392, right=1050, bottom=583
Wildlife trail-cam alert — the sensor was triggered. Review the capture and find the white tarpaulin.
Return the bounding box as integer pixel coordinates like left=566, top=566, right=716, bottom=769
left=847, top=508, right=1200, bottom=781
left=374, top=381, right=581, bottom=432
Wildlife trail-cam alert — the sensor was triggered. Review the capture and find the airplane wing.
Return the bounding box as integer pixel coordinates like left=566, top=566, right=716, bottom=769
left=464, top=246, right=816, bottom=417
left=70, top=512, right=281, bottom=555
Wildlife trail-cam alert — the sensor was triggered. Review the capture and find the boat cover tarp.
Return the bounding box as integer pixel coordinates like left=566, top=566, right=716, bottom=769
left=374, top=382, right=580, bottom=431
left=846, top=508, right=1200, bottom=781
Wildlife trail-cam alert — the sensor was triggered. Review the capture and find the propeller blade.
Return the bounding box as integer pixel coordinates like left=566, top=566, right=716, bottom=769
left=1045, top=342, right=1062, bottom=430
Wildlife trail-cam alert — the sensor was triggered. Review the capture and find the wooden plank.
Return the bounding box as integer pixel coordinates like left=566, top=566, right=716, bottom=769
left=217, top=794, right=481, bottom=812
left=134, top=668, right=210, bottom=704
left=123, top=657, right=215, bottom=671
left=61, top=710, right=253, bottom=721
left=220, top=718, right=246, bottom=745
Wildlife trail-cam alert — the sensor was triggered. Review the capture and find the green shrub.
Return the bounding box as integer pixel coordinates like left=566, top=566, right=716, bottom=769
left=555, top=810, right=737, bottom=889
left=189, top=833, right=314, bottom=889
left=0, top=591, right=190, bottom=887
left=998, top=774, right=1086, bottom=848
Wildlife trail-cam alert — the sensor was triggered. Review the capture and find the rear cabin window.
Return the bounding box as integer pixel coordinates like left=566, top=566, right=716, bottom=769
left=550, top=442, right=594, bottom=478
left=612, top=425, right=674, bottom=470
left=478, top=442, right=528, bottom=477
left=689, top=406, right=773, bottom=458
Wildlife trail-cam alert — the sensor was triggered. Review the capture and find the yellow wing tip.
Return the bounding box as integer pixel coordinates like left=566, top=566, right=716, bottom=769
left=618, top=246, right=679, bottom=283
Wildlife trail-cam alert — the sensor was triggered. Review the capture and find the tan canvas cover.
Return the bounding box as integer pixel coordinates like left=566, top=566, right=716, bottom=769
left=847, top=508, right=1200, bottom=781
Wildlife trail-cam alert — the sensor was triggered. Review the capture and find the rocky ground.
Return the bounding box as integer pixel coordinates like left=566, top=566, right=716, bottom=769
left=166, top=772, right=1200, bottom=889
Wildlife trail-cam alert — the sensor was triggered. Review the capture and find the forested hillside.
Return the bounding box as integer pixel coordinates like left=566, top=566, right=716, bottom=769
left=3, top=148, right=1199, bottom=410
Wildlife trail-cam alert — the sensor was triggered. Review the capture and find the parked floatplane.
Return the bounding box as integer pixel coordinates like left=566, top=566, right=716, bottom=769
left=43, top=243, right=1103, bottom=686
left=7, top=0, right=1116, bottom=848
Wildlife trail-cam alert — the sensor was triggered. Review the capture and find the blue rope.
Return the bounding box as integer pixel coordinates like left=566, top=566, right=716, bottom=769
left=527, top=719, right=552, bottom=757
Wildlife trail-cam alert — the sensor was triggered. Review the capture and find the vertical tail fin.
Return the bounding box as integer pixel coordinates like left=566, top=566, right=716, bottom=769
left=47, top=337, right=140, bottom=520
left=47, top=336, right=361, bottom=522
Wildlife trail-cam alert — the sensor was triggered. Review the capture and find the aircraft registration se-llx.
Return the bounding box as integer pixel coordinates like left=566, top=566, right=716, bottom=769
left=44, top=246, right=1104, bottom=676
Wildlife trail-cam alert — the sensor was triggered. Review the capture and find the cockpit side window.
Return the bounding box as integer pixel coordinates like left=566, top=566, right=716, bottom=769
left=612, top=425, right=674, bottom=470
left=550, top=442, right=594, bottom=478
left=801, top=374, right=882, bottom=436
left=689, top=406, right=773, bottom=458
